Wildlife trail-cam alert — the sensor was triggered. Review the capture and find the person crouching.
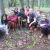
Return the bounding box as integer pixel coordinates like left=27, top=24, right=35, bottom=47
left=39, top=14, right=50, bottom=39
left=29, top=17, right=38, bottom=32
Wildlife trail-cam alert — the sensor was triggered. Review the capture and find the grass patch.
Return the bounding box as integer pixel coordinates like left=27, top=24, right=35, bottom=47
left=25, top=44, right=33, bottom=49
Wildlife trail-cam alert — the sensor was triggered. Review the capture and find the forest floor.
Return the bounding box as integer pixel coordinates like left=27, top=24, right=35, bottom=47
left=0, top=28, right=50, bottom=50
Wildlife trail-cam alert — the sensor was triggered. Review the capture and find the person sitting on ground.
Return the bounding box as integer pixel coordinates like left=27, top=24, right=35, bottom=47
left=39, top=14, right=50, bottom=39
left=8, top=11, right=17, bottom=31
left=1, top=14, right=8, bottom=25
left=1, top=14, right=9, bottom=35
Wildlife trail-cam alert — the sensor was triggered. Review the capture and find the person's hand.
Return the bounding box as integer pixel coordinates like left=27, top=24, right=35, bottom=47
left=29, top=24, right=31, bottom=27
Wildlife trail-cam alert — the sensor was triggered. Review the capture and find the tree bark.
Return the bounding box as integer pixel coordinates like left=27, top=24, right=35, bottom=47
left=0, top=0, right=5, bottom=16
left=20, top=0, right=24, bottom=8
left=38, top=0, right=40, bottom=9
left=27, top=0, right=30, bottom=7
left=31, top=0, right=34, bottom=9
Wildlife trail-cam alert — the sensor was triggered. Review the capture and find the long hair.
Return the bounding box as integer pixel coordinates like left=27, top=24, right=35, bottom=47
left=1, top=14, right=8, bottom=25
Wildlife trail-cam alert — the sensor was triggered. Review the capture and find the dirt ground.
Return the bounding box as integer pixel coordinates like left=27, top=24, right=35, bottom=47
left=0, top=28, right=50, bottom=50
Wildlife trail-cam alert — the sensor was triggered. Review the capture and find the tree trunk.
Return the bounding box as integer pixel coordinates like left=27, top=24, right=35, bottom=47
left=38, top=0, right=40, bottom=9
left=31, top=0, right=34, bottom=9
left=26, top=0, right=29, bottom=7
left=0, top=0, right=5, bottom=16
left=3, top=0, right=9, bottom=8
left=20, top=0, right=24, bottom=8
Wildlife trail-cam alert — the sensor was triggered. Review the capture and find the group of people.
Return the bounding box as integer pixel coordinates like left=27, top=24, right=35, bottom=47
left=1, top=7, right=50, bottom=39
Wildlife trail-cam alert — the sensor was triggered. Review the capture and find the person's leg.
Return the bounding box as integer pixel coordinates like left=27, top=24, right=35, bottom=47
left=40, top=27, right=48, bottom=38
left=0, top=29, right=5, bottom=38
left=39, top=28, right=45, bottom=38
left=41, top=28, right=48, bottom=36
left=22, top=19, right=27, bottom=28
left=18, top=17, right=21, bottom=29
left=27, top=16, right=30, bottom=29
left=29, top=20, right=33, bottom=32
left=33, top=22, right=38, bottom=32
left=14, top=22, right=17, bottom=31
left=29, top=26, right=33, bottom=33
left=8, top=21, right=12, bottom=30
left=5, top=25, right=9, bottom=35
left=27, top=23, right=30, bottom=29
left=47, top=27, right=50, bottom=39
left=34, top=22, right=38, bottom=28
left=12, top=22, right=16, bottom=31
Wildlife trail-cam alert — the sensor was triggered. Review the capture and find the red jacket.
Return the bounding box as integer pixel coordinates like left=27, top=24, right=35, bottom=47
left=8, top=15, right=17, bottom=23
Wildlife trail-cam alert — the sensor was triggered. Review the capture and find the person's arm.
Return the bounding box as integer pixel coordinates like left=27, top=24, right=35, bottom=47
left=29, top=17, right=36, bottom=27
left=38, top=21, right=46, bottom=27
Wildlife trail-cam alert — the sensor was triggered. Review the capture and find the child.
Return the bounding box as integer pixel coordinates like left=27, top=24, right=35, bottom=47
left=1, top=14, right=8, bottom=25
left=14, top=8, right=19, bottom=16
left=39, top=14, right=50, bottom=39
left=1, top=14, right=9, bottom=35
left=8, top=11, right=17, bottom=31
left=19, top=8, right=27, bottom=28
